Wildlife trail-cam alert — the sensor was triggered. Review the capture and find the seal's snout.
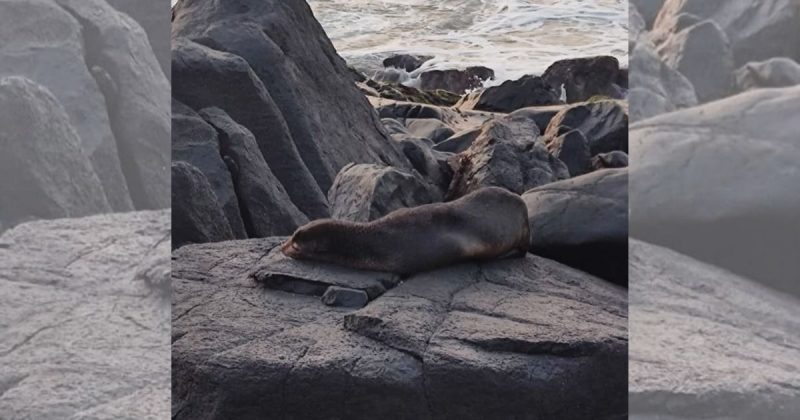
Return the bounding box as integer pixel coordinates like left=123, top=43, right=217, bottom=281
left=281, top=239, right=302, bottom=259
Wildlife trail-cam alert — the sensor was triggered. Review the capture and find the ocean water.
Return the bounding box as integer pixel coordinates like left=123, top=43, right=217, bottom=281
left=309, top=0, right=628, bottom=86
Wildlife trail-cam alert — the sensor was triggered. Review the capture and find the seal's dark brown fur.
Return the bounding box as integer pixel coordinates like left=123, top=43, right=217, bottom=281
left=282, top=187, right=529, bottom=274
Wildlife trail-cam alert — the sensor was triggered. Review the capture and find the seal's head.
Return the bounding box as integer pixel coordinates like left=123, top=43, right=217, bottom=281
left=281, top=219, right=342, bottom=261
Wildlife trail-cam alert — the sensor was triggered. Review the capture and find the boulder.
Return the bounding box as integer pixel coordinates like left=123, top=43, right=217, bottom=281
left=522, top=169, right=628, bottom=286
left=106, top=0, right=170, bottom=78
left=653, top=0, right=800, bottom=66
left=629, top=239, right=800, bottom=419
left=382, top=54, right=433, bottom=72
left=419, top=66, right=495, bottom=94
left=433, top=128, right=482, bottom=154
left=0, top=0, right=133, bottom=211
left=171, top=161, right=234, bottom=249
left=630, top=0, right=666, bottom=28
left=446, top=118, right=569, bottom=199
left=172, top=237, right=628, bottom=420
left=404, top=118, right=455, bottom=144
left=364, top=79, right=462, bottom=106
left=630, top=85, right=800, bottom=297
left=328, top=164, right=437, bottom=223
left=199, top=107, right=309, bottom=237
left=508, top=104, right=569, bottom=133
left=734, top=57, right=800, bottom=92
left=0, top=210, right=170, bottom=419
left=392, top=136, right=452, bottom=193
left=592, top=151, right=629, bottom=169
left=172, top=100, right=246, bottom=239
left=541, top=56, right=625, bottom=103
left=657, top=20, right=734, bottom=103
left=321, top=286, right=370, bottom=309
left=546, top=129, right=592, bottom=177
left=629, top=39, right=697, bottom=121
left=172, top=0, right=411, bottom=195
left=544, top=101, right=628, bottom=155
left=171, top=38, right=329, bottom=220
left=456, top=75, right=562, bottom=113
left=0, top=77, right=110, bottom=229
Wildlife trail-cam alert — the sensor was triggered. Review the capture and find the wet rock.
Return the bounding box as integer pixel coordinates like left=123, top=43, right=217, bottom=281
left=433, top=128, right=482, bottom=154
left=734, top=57, right=800, bottom=92
left=363, top=79, right=461, bottom=106
left=446, top=117, right=569, bottom=199
left=508, top=104, right=569, bottom=133
left=629, top=239, right=800, bottom=419
left=657, top=20, right=734, bottom=103
left=419, top=66, right=495, bottom=94
left=542, top=56, right=626, bottom=103
left=172, top=237, right=627, bottom=420
left=546, top=129, right=592, bottom=177
left=592, top=151, right=629, bottom=169
left=382, top=54, right=433, bottom=72
left=199, top=107, right=309, bottom=237
left=0, top=77, right=110, bottom=229
left=403, top=118, right=455, bottom=144
left=630, top=85, right=800, bottom=297
left=172, top=100, right=246, bottom=239
left=523, top=169, right=628, bottom=286
left=629, top=39, right=697, bottom=121
left=321, top=286, right=370, bottom=308
left=0, top=211, right=170, bottom=419
left=457, top=75, right=562, bottom=113
left=171, top=161, right=234, bottom=249
left=544, top=101, right=628, bottom=155
left=328, top=164, right=437, bottom=223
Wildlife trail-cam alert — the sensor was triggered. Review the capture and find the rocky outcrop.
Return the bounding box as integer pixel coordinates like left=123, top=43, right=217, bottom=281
left=630, top=0, right=665, bottom=29
left=106, top=0, right=170, bottom=78
left=456, top=75, right=562, bottom=113
left=628, top=39, right=697, bottom=121
left=541, top=56, right=626, bottom=103
left=508, top=104, right=568, bottom=133
left=629, top=239, right=800, bottom=419
left=734, top=57, right=800, bottom=92
left=592, top=151, right=628, bottom=170
left=523, top=169, right=628, bottom=286
left=419, top=66, right=495, bottom=94
left=172, top=237, right=628, bottom=420
left=383, top=54, right=433, bottom=72
left=0, top=77, right=110, bottom=230
left=0, top=211, right=170, bottom=419
left=446, top=118, right=569, bottom=199
left=360, top=79, right=461, bottom=107
left=171, top=162, right=234, bottom=249
left=630, top=85, right=800, bottom=297
left=328, top=164, right=437, bottom=223
left=544, top=100, right=628, bottom=155
left=546, top=129, right=592, bottom=177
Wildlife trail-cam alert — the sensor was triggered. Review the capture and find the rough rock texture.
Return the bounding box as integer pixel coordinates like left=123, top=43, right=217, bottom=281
left=321, top=286, right=370, bottom=309
left=172, top=237, right=628, bottom=420
left=508, top=105, right=568, bottom=133
left=446, top=118, right=569, bottom=199
left=734, top=57, right=800, bottom=92
left=629, top=239, right=800, bottom=419
left=362, top=79, right=461, bottom=107
left=328, top=164, right=437, bottom=223
left=172, top=100, right=246, bottom=239
left=105, top=0, right=170, bottom=78
left=171, top=37, right=330, bottom=221
left=523, top=169, right=628, bottom=286
left=541, top=56, right=625, bottom=103
left=404, top=118, right=455, bottom=144
left=546, top=129, right=592, bottom=177
left=419, top=66, right=495, bottom=94
left=544, top=101, right=629, bottom=155
left=172, top=0, right=410, bottom=195
left=391, top=136, right=452, bottom=194
left=657, top=20, right=734, bottom=103
left=653, top=0, right=800, bottom=66
left=457, top=75, right=562, bottom=113
left=171, top=162, right=234, bottom=250
left=0, top=211, right=170, bottom=419
left=0, top=77, right=110, bottom=229
left=630, top=85, right=800, bottom=297
left=628, top=39, right=697, bottom=121
left=199, top=107, right=309, bottom=237
left=383, top=54, right=433, bottom=73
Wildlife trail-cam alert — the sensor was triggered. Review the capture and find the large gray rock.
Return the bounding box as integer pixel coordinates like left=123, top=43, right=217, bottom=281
left=418, top=66, right=495, bottom=94
left=383, top=54, right=433, bottom=73
left=171, top=37, right=329, bottom=220
left=0, top=77, right=110, bottom=230
left=657, top=20, right=734, bottom=103
left=541, top=56, right=626, bottom=103
left=328, top=164, right=437, bottom=223
left=172, top=100, right=246, bottom=239
left=523, top=169, right=628, bottom=286
left=631, top=0, right=665, bottom=28
left=653, top=0, right=800, bottom=66
left=456, top=75, right=562, bottom=113
left=172, top=237, right=627, bottom=420
left=172, top=0, right=410, bottom=195
left=629, top=39, right=698, bottom=121
left=199, top=107, right=309, bottom=237
left=544, top=101, right=629, bottom=155
left=171, top=161, right=234, bottom=249
left=105, top=0, right=170, bottom=78
left=446, top=117, right=569, bottom=199
left=0, top=0, right=132, bottom=211
left=629, top=239, right=800, bottom=419
left=734, top=57, right=800, bottom=92
left=630, top=85, right=800, bottom=297
left=0, top=210, right=170, bottom=419
left=546, top=129, right=592, bottom=177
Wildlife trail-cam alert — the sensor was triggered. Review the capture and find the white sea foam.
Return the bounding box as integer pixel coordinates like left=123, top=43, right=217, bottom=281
left=309, top=0, right=628, bottom=85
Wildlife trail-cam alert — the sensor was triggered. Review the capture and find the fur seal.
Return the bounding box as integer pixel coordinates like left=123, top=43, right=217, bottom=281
left=281, top=187, right=529, bottom=274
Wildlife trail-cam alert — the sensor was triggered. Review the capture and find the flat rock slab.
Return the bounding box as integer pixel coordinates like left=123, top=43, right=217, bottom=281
left=173, top=237, right=628, bottom=420
left=252, top=244, right=400, bottom=300
left=0, top=210, right=170, bottom=419
left=629, top=239, right=800, bottom=419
